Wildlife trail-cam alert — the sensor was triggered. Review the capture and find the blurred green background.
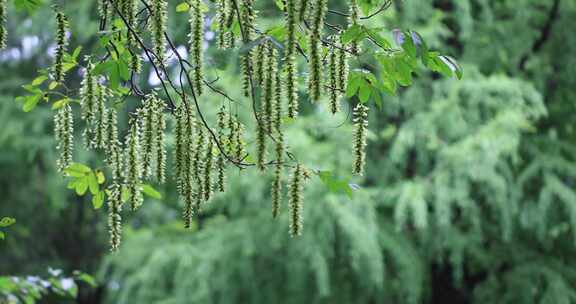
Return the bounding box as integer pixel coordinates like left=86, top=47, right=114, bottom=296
left=2, top=0, right=576, bottom=303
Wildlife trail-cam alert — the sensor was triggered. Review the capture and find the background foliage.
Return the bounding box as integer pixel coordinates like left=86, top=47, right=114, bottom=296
left=1, top=0, right=575, bottom=303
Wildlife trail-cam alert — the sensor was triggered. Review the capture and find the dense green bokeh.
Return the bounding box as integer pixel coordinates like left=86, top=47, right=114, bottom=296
left=1, top=0, right=575, bottom=303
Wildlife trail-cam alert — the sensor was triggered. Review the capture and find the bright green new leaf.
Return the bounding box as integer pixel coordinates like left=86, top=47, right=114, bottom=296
left=142, top=184, right=162, bottom=200
left=92, top=191, right=105, bottom=209
left=0, top=217, right=16, bottom=227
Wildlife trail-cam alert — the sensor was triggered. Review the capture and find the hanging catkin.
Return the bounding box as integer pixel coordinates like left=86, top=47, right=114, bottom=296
left=289, top=164, right=303, bottom=236
left=155, top=99, right=167, bottom=184
left=80, top=60, right=97, bottom=125
left=150, top=0, right=167, bottom=66
left=352, top=103, right=369, bottom=175
left=239, top=0, right=256, bottom=97
left=307, top=0, right=327, bottom=102
left=336, top=41, right=349, bottom=91
left=94, top=86, right=109, bottom=149
left=124, top=118, right=143, bottom=211
left=203, top=137, right=214, bottom=202
left=348, top=0, right=360, bottom=54
left=284, top=0, right=298, bottom=118
left=328, top=46, right=340, bottom=114
left=216, top=107, right=227, bottom=192
left=53, top=8, right=69, bottom=83
left=0, top=0, right=7, bottom=50
left=189, top=0, right=204, bottom=95
left=105, top=107, right=123, bottom=181
left=54, top=104, right=74, bottom=172
left=107, top=182, right=123, bottom=252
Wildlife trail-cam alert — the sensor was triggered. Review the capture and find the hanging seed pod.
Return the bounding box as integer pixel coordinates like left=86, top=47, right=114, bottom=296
left=256, top=111, right=267, bottom=171
left=105, top=107, right=123, bottom=181
left=54, top=104, right=74, bottom=172
left=80, top=60, right=97, bottom=128
left=271, top=133, right=284, bottom=218
left=0, top=0, right=7, bottom=50
left=328, top=46, right=340, bottom=114
left=150, top=0, right=167, bottom=66
left=155, top=100, right=167, bottom=184
left=288, top=164, right=303, bottom=236
left=348, top=0, right=360, bottom=55
left=98, top=0, right=109, bottom=22
left=107, top=182, right=123, bottom=252
left=122, top=0, right=138, bottom=46
left=234, top=120, right=245, bottom=161
left=307, top=0, right=327, bottom=102
left=94, top=86, right=109, bottom=149
left=203, top=138, right=214, bottom=202
left=138, top=96, right=158, bottom=179
left=189, top=0, right=204, bottom=95
left=53, top=8, right=69, bottom=83
left=336, top=41, right=349, bottom=91
left=216, top=0, right=234, bottom=49
left=263, top=43, right=278, bottom=134
left=273, top=66, right=283, bottom=132
left=285, top=0, right=298, bottom=118
left=352, top=103, right=369, bottom=175
left=216, top=107, right=227, bottom=192
left=124, top=118, right=143, bottom=211
left=239, top=0, right=256, bottom=97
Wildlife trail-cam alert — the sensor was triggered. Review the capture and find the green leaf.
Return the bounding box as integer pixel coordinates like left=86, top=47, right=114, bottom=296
left=72, top=46, right=82, bottom=60
left=52, top=98, right=69, bottom=110
left=346, top=72, right=361, bottom=98
left=32, top=75, right=48, bottom=86
left=176, top=2, right=190, bottom=12
left=95, top=170, right=106, bottom=184
left=318, top=171, right=354, bottom=198
left=49, top=81, right=59, bottom=90
left=75, top=178, right=89, bottom=196
left=0, top=231, right=4, bottom=240
left=92, top=191, right=105, bottom=209
left=64, top=163, right=92, bottom=176
left=141, top=184, right=162, bottom=199
left=88, top=173, right=99, bottom=195
left=14, top=0, right=44, bottom=13
left=358, top=79, right=372, bottom=103
left=73, top=271, right=97, bottom=287
left=341, top=24, right=365, bottom=45
left=0, top=217, right=16, bottom=227
left=23, top=94, right=41, bottom=112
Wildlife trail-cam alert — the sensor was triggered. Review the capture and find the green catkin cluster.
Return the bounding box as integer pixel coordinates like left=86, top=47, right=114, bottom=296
left=328, top=46, right=340, bottom=114
left=352, top=103, right=369, bottom=175
left=54, top=104, right=74, bottom=172
left=271, top=80, right=284, bottom=217
left=203, top=138, right=214, bottom=202
left=240, top=0, right=256, bottom=97
left=174, top=103, right=198, bottom=228
left=348, top=0, right=360, bottom=55
left=216, top=0, right=234, bottom=49
left=150, top=0, right=167, bottom=66
left=336, top=42, right=349, bottom=91
left=80, top=60, right=97, bottom=142
left=216, top=108, right=227, bottom=192
left=228, top=115, right=245, bottom=161
left=138, top=94, right=166, bottom=183
left=288, top=164, right=303, bottom=236
left=256, top=110, right=267, bottom=171
left=0, top=0, right=6, bottom=49
left=124, top=119, right=143, bottom=211
left=105, top=108, right=123, bottom=181
left=285, top=0, right=298, bottom=118
left=189, top=0, right=204, bottom=95
left=98, top=0, right=109, bottom=21
left=307, top=0, right=327, bottom=102
left=122, top=0, right=138, bottom=46
left=298, top=0, right=310, bottom=21
left=53, top=9, right=69, bottom=83
left=94, top=86, right=110, bottom=149
left=262, top=42, right=277, bottom=133
left=107, top=182, right=122, bottom=252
